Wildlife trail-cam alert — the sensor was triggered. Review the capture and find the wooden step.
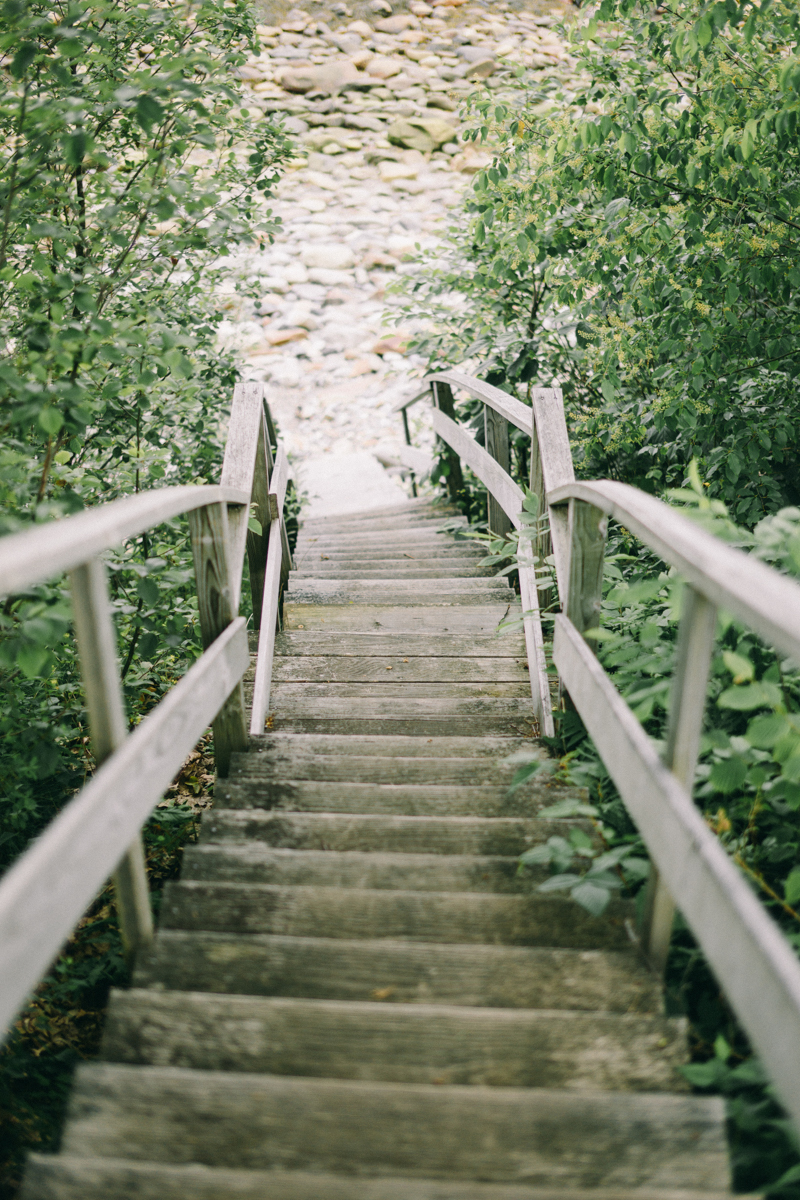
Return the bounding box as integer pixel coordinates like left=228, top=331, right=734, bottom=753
left=265, top=696, right=535, bottom=737
left=299, top=513, right=465, bottom=534
left=273, top=634, right=526, bottom=658
left=234, top=745, right=550, bottom=784
left=198, top=809, right=590, bottom=856
left=102, top=990, right=689, bottom=1091
left=283, top=603, right=518, bottom=634
left=291, top=564, right=493, bottom=578
left=295, top=528, right=469, bottom=548
left=285, top=584, right=511, bottom=606
left=293, top=544, right=485, bottom=560
left=272, top=656, right=531, bottom=683
left=161, top=880, right=635, bottom=949
left=134, top=932, right=663, bottom=1012
left=250, top=732, right=535, bottom=757
left=56, top=1064, right=730, bottom=1188
left=217, top=779, right=566, bottom=817
left=183, top=845, right=552, bottom=890
left=268, top=681, right=531, bottom=699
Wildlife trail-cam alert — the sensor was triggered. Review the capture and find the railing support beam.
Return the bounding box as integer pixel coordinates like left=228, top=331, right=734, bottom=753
left=69, top=558, right=153, bottom=963
left=188, top=502, right=248, bottom=776
left=641, top=585, right=717, bottom=973
left=484, top=404, right=513, bottom=540
left=430, top=380, right=465, bottom=506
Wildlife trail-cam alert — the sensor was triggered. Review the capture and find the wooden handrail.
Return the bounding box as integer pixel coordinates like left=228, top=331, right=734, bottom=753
left=0, top=380, right=293, bottom=1036
left=0, top=484, right=249, bottom=599
left=401, top=363, right=800, bottom=1139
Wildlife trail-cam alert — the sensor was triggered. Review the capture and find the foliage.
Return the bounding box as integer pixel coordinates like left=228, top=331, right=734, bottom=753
left=398, top=0, right=800, bottom=527
left=0, top=0, right=290, bottom=875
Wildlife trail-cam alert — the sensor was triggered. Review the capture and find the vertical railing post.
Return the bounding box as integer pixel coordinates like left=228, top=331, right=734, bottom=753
left=246, top=412, right=272, bottom=630
left=69, top=558, right=153, bottom=962
left=484, top=404, right=513, bottom=540
left=263, top=397, right=293, bottom=595
left=641, top=585, right=717, bottom=973
left=188, top=502, right=248, bottom=776
left=401, top=406, right=418, bottom=498
left=430, top=380, right=465, bottom=506
left=564, top=499, right=607, bottom=641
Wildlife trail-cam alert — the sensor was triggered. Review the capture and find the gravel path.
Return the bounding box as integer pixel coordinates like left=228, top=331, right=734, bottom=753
left=219, top=0, right=574, bottom=514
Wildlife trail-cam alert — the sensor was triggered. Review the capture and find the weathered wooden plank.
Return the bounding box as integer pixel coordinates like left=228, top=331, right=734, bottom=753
left=0, top=485, right=250, bottom=599
left=162, top=880, right=634, bottom=950
left=549, top=479, right=800, bottom=667
left=272, top=716, right=536, bottom=738
left=531, top=388, right=573, bottom=600
left=432, top=409, right=524, bottom=529
left=268, top=681, right=530, bottom=699
left=293, top=546, right=484, bottom=562
left=135, top=931, right=662, bottom=1013
left=518, top=559, right=554, bottom=738
left=287, top=576, right=507, bottom=594
left=284, top=589, right=511, bottom=609
left=271, top=656, right=530, bottom=683
left=103, top=989, right=686, bottom=1091
left=430, top=379, right=465, bottom=504
left=641, top=587, right=717, bottom=974
left=427, top=370, right=533, bottom=438
left=291, top=567, right=493, bottom=579
left=69, top=560, right=152, bottom=961
left=565, top=500, right=607, bottom=641
left=249, top=732, right=533, bottom=757
left=60, top=1063, right=725, bottom=1184
left=484, top=404, right=513, bottom=540
left=220, top=381, right=269, bottom=613
left=302, top=513, right=465, bottom=534
left=303, top=497, right=455, bottom=523
left=283, top=604, right=519, bottom=633
left=0, top=619, right=249, bottom=1038
left=188, top=503, right=248, bottom=776
left=273, top=633, right=525, bottom=658
left=296, top=530, right=471, bottom=549
left=553, top=612, right=800, bottom=1136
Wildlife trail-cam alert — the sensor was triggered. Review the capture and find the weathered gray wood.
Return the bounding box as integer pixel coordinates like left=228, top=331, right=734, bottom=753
left=162, top=879, right=634, bottom=949
left=294, top=544, right=484, bottom=560
left=220, top=382, right=269, bottom=613
left=283, top=604, right=519, bottom=634
left=303, top=512, right=464, bottom=533
left=565, top=500, right=607, bottom=641
left=273, top=633, right=525, bottom=658
left=104, top=989, right=686, bottom=1091
left=291, top=566, right=493, bottom=579
left=250, top=732, right=533, bottom=757
left=285, top=586, right=511, bottom=607
left=553, top=612, right=800, bottom=1137
left=518, top=558, right=554, bottom=738
left=549, top=479, right=800, bottom=667
left=24, top=1158, right=742, bottom=1200
left=433, top=409, right=524, bottom=529
left=428, top=370, right=533, bottom=437
left=69, top=559, right=153, bottom=962
left=641, top=587, right=718, bottom=974
left=272, top=655, right=531, bottom=683
left=390, top=386, right=430, bottom=414
left=0, top=619, right=249, bottom=1037
left=250, top=443, right=290, bottom=737
left=484, top=405, right=513, bottom=540
left=233, top=746, right=548, bottom=785
left=531, top=388, right=573, bottom=600
left=188, top=503, right=248, bottom=776
left=303, top=497, right=456, bottom=523
left=269, top=681, right=529, bottom=699
left=198, top=811, right=588, bottom=857
left=136, top=931, right=662, bottom=1013
left=0, top=485, right=249, bottom=599
left=430, top=380, right=465, bottom=504
left=287, top=576, right=508, bottom=593
left=60, top=1062, right=729, bottom=1187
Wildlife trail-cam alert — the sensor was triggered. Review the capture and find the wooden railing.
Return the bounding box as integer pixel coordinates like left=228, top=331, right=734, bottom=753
left=0, top=382, right=291, bottom=1037
left=400, top=366, right=800, bottom=1136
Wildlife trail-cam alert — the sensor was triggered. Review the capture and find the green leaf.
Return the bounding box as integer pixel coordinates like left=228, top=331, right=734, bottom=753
left=722, top=650, right=754, bottom=683
left=709, top=755, right=748, bottom=794
left=766, top=1163, right=800, bottom=1192
left=38, top=408, right=64, bottom=435
left=570, top=879, right=612, bottom=916
left=784, top=867, right=800, bottom=907
left=718, top=682, right=782, bottom=711
left=519, top=845, right=552, bottom=866
left=538, top=873, right=580, bottom=892
left=136, top=94, right=165, bottom=132
left=136, top=577, right=160, bottom=606
left=16, top=642, right=52, bottom=679
left=248, top=517, right=262, bottom=535
left=745, top=714, right=789, bottom=749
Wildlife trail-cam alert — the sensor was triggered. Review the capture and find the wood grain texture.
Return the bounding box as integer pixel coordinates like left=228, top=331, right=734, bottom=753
left=273, top=633, right=525, bottom=658
left=531, top=388, right=573, bottom=600
left=548, top=479, right=800, bottom=666
left=0, top=620, right=249, bottom=1037
left=553, top=612, right=800, bottom=1136
left=565, top=501, right=607, bottom=641
left=433, top=409, right=524, bottom=528
left=70, top=559, right=153, bottom=959
left=220, top=382, right=267, bottom=613
left=427, top=370, right=533, bottom=437
left=188, top=503, right=248, bottom=775
left=0, top=484, right=249, bottom=599
left=431, top=380, right=465, bottom=504
left=485, top=405, right=513, bottom=540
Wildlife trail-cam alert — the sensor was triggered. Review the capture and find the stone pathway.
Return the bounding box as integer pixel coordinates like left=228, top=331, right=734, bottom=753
left=217, top=0, right=577, bottom=513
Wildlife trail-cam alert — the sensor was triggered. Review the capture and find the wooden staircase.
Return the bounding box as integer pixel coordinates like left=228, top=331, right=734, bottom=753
left=22, top=497, right=731, bottom=1198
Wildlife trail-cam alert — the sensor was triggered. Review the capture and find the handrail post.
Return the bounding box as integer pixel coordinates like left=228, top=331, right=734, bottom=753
left=565, top=498, right=607, bottom=641
left=188, top=501, right=248, bottom=776
left=263, top=396, right=293, bottom=596
left=484, top=404, right=513, bottom=540
left=430, top=380, right=465, bottom=506
left=641, top=585, right=717, bottom=973
left=401, top=407, right=418, bottom=498
left=69, top=558, right=153, bottom=963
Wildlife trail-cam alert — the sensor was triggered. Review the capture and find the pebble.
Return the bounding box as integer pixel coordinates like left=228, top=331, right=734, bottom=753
left=219, top=0, right=577, bottom=498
